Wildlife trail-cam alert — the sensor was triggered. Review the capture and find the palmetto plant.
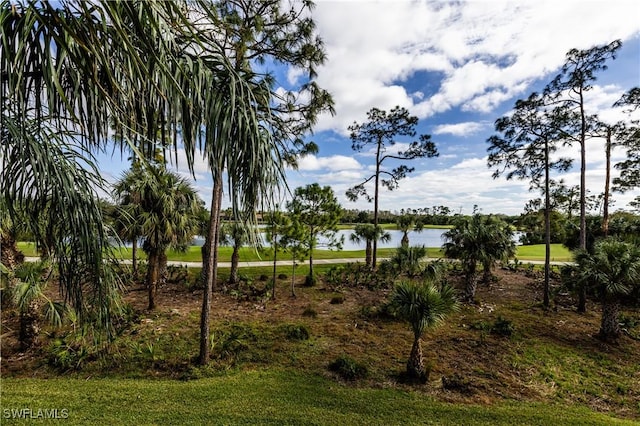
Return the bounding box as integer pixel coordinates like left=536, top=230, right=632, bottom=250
left=391, top=281, right=458, bottom=382
left=114, top=165, right=200, bottom=310
left=349, top=224, right=391, bottom=269
left=2, top=260, right=72, bottom=349
left=573, top=238, right=640, bottom=340
left=396, top=214, right=423, bottom=248
left=442, top=214, right=515, bottom=302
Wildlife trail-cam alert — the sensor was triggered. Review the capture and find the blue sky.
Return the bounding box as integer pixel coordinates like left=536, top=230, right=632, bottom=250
left=100, top=0, right=640, bottom=216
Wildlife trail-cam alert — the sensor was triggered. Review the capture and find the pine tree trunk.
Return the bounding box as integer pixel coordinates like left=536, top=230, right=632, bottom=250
left=407, top=335, right=426, bottom=382
left=598, top=299, right=620, bottom=340
left=543, top=138, right=551, bottom=308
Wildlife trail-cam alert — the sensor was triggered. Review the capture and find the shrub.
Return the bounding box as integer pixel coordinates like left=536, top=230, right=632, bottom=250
left=330, top=294, right=344, bottom=304
left=258, top=274, right=269, bottom=281
left=302, top=306, right=317, bottom=318
left=442, top=373, right=473, bottom=395
left=303, top=274, right=317, bottom=287
left=328, top=355, right=368, bottom=381
left=277, top=273, right=288, bottom=280
left=491, top=316, right=515, bottom=337
left=281, top=324, right=310, bottom=341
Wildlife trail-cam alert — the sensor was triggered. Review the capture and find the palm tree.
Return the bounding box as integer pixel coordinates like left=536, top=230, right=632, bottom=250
left=442, top=214, right=515, bottom=302
left=574, top=238, right=640, bottom=340
left=391, top=281, right=458, bottom=382
left=1, top=1, right=243, bottom=332
left=350, top=224, right=391, bottom=269
left=264, top=211, right=291, bottom=300
left=220, top=222, right=251, bottom=287
left=397, top=214, right=423, bottom=248
left=2, top=260, right=69, bottom=349
left=114, top=166, right=200, bottom=310
left=479, top=216, right=516, bottom=284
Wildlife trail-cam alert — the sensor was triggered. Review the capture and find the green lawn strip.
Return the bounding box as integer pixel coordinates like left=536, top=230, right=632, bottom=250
left=515, top=244, right=573, bottom=262
left=18, top=242, right=571, bottom=263
left=2, top=370, right=631, bottom=425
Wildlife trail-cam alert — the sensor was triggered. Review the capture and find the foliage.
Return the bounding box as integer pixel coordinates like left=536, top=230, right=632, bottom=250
left=328, top=355, right=369, bottom=381
left=388, top=245, right=428, bottom=277
left=347, top=106, right=438, bottom=267
left=280, top=324, right=310, bottom=341
left=612, top=87, right=640, bottom=195
left=573, top=238, right=640, bottom=340
left=349, top=224, right=391, bottom=268
left=391, top=280, right=458, bottom=381
left=287, top=184, right=343, bottom=285
left=442, top=214, right=515, bottom=301
left=113, top=165, right=200, bottom=310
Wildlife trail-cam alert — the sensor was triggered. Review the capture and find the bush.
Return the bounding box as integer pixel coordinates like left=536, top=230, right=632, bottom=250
left=277, top=273, right=288, bottom=280
left=304, top=274, right=317, bottom=287
left=328, top=355, right=368, bottom=381
left=258, top=274, right=269, bottom=281
left=330, top=294, right=344, bottom=304
left=491, top=316, right=515, bottom=337
left=280, top=324, right=310, bottom=341
left=302, top=306, right=317, bottom=318
left=442, top=373, right=473, bottom=394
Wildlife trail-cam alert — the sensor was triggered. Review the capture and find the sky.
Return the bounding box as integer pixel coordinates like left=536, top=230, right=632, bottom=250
left=100, top=0, right=640, bottom=216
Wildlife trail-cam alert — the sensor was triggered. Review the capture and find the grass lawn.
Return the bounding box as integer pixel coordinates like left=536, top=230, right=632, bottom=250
left=515, top=244, right=573, bottom=262
left=18, top=242, right=572, bottom=263
left=2, top=370, right=632, bottom=425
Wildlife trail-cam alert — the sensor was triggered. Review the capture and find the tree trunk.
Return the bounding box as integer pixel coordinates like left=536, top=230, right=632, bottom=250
left=146, top=250, right=159, bottom=310
left=159, top=251, right=168, bottom=288
left=307, top=231, right=314, bottom=285
left=598, top=299, right=620, bottom=341
left=291, top=261, right=296, bottom=298
left=271, top=242, right=277, bottom=300
left=602, top=128, right=611, bottom=237
left=401, top=232, right=409, bottom=248
left=19, top=299, right=41, bottom=350
left=543, top=137, right=551, bottom=309
left=200, top=234, right=210, bottom=287
left=229, top=244, right=240, bottom=286
left=576, top=89, right=588, bottom=315
left=464, top=263, right=478, bottom=303
left=199, top=176, right=223, bottom=365
left=373, top=142, right=382, bottom=270
left=482, top=260, right=492, bottom=285
left=365, top=240, right=372, bottom=268
left=132, top=236, right=138, bottom=276
left=1, top=232, right=24, bottom=270
left=406, top=335, right=427, bottom=382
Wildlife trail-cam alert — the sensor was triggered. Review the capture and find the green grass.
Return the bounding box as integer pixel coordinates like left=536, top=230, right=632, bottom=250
left=2, top=370, right=632, bottom=425
left=18, top=242, right=571, bottom=263
left=515, top=244, right=573, bottom=262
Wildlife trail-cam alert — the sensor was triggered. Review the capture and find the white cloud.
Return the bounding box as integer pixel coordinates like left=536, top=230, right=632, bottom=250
left=311, top=0, right=640, bottom=133
left=433, top=122, right=486, bottom=136
left=297, top=154, right=362, bottom=172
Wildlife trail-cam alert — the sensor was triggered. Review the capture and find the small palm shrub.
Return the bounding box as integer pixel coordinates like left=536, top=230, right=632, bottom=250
left=328, top=355, right=368, bottom=381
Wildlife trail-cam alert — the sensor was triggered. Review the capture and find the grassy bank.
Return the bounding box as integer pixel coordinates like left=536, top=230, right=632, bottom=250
left=2, top=370, right=633, bottom=425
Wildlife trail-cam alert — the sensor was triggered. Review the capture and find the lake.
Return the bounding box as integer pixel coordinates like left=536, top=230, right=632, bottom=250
left=191, top=228, right=452, bottom=250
